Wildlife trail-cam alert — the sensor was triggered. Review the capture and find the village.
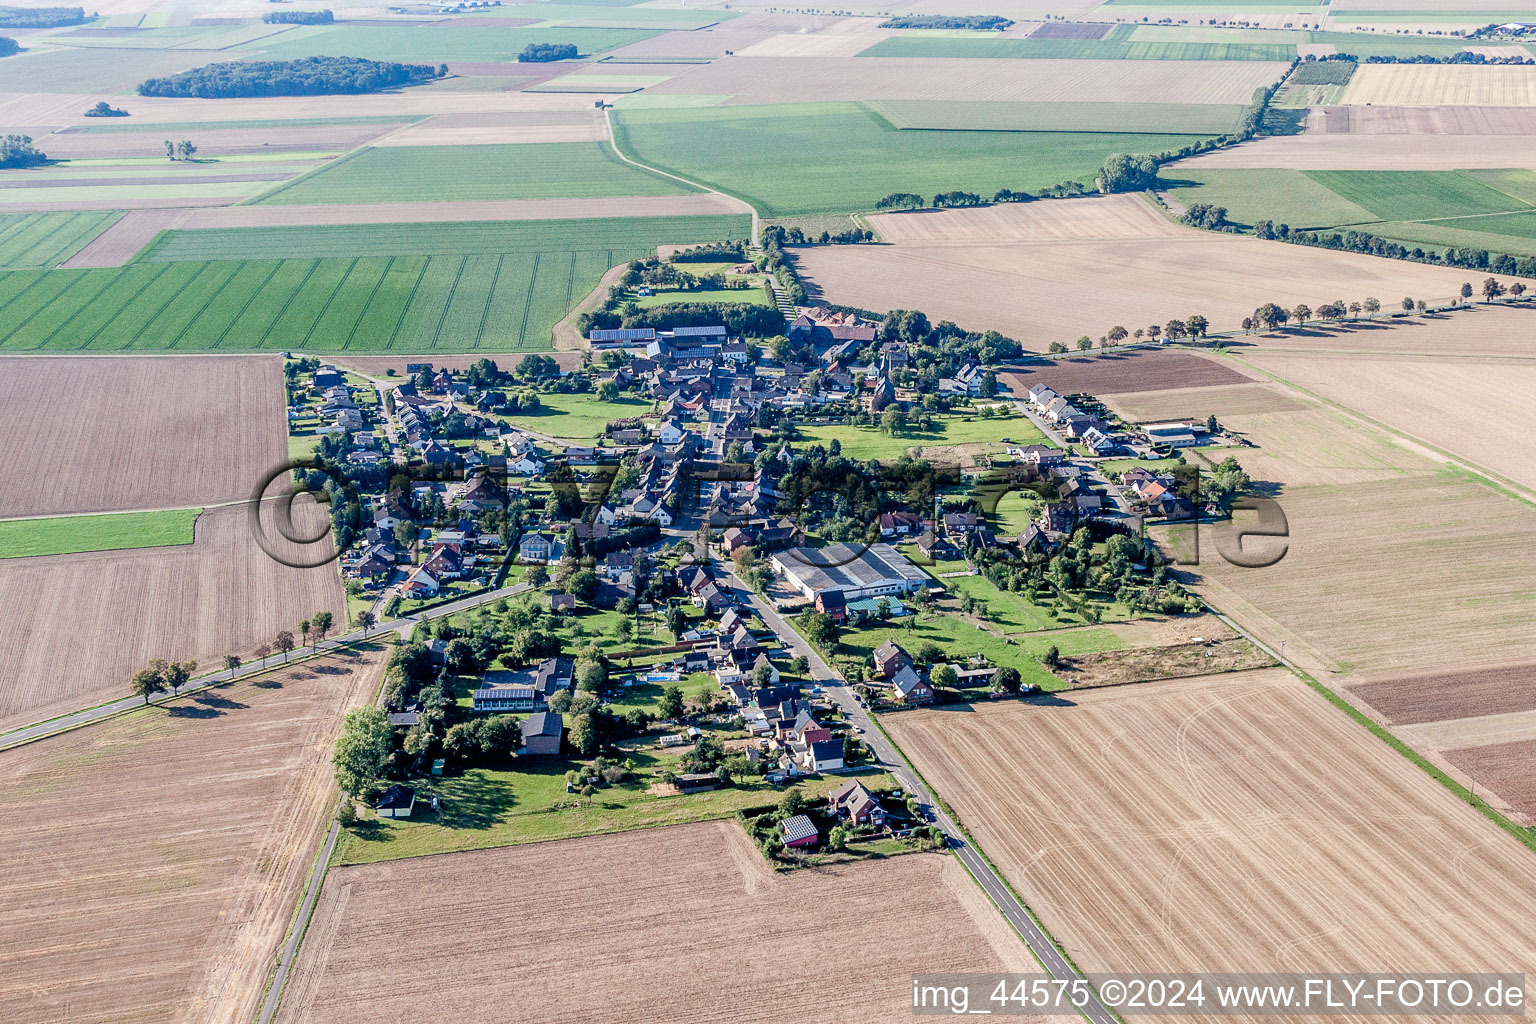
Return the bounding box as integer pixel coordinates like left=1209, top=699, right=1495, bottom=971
left=285, top=294, right=1235, bottom=860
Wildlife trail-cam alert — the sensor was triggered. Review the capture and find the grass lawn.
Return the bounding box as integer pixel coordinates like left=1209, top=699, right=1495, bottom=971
left=794, top=414, right=1044, bottom=462
left=336, top=751, right=893, bottom=864
left=938, top=570, right=1138, bottom=633
left=258, top=142, right=695, bottom=206
left=827, top=613, right=1125, bottom=693
left=500, top=392, right=654, bottom=440
left=636, top=285, right=769, bottom=308
left=613, top=102, right=1212, bottom=217
left=0, top=507, right=200, bottom=559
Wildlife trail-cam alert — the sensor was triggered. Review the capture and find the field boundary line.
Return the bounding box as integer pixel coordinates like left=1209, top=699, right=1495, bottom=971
left=605, top=106, right=760, bottom=243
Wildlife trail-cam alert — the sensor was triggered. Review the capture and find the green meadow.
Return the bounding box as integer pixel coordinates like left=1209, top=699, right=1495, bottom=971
left=613, top=102, right=1212, bottom=217
left=0, top=508, right=200, bottom=559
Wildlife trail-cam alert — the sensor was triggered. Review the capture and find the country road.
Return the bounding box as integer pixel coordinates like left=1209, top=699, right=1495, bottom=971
left=718, top=567, right=1117, bottom=1024
left=0, top=581, right=532, bottom=751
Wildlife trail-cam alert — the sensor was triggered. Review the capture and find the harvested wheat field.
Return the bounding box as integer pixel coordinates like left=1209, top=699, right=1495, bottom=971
left=736, top=19, right=899, bottom=58
left=1311, top=104, right=1536, bottom=134
left=371, top=110, right=608, bottom=147
left=1103, top=381, right=1309, bottom=423
left=1173, top=472, right=1536, bottom=682
left=998, top=349, right=1253, bottom=396
left=869, top=194, right=1178, bottom=244
left=1170, top=132, right=1536, bottom=170
left=277, top=821, right=1040, bottom=1024
left=1240, top=347, right=1536, bottom=493
left=0, top=355, right=286, bottom=518
left=796, top=213, right=1489, bottom=346
left=0, top=645, right=383, bottom=1024
left=646, top=56, right=1289, bottom=105
left=0, top=500, right=345, bottom=732
left=1342, top=63, right=1536, bottom=107
left=886, top=669, right=1536, bottom=1006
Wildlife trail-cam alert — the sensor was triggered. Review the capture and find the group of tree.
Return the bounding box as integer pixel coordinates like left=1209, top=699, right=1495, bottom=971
left=129, top=658, right=200, bottom=704
left=766, top=224, right=874, bottom=245
left=1049, top=315, right=1207, bottom=353
left=83, top=100, right=129, bottom=118
left=262, top=8, right=334, bottom=24
left=0, top=5, right=84, bottom=28
left=139, top=56, right=446, bottom=98
left=1252, top=220, right=1536, bottom=280
left=585, top=298, right=785, bottom=339
left=1245, top=296, right=1394, bottom=331
left=878, top=14, right=1012, bottom=30
left=1181, top=202, right=1231, bottom=231
left=1097, top=153, right=1160, bottom=194
left=0, top=134, right=45, bottom=168
left=518, top=42, right=578, bottom=62
left=163, top=139, right=197, bottom=161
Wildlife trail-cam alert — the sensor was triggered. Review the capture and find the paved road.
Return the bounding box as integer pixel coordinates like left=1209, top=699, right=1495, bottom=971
left=0, top=581, right=532, bottom=751
left=719, top=569, right=1116, bottom=1024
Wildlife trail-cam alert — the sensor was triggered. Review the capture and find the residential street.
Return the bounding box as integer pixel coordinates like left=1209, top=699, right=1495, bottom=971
left=720, top=567, right=1116, bottom=1024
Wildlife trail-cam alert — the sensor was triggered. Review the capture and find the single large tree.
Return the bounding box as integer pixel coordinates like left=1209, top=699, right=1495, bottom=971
left=659, top=685, right=685, bottom=720
left=332, top=705, right=392, bottom=799
left=356, top=610, right=376, bottom=635
left=274, top=630, right=296, bottom=662
left=313, top=610, right=333, bottom=643
left=130, top=664, right=166, bottom=705
left=163, top=660, right=196, bottom=696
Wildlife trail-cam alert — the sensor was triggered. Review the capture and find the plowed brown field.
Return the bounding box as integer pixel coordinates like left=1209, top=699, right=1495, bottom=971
left=1351, top=664, right=1536, bottom=726
left=0, top=355, right=286, bottom=518
left=886, top=669, right=1536, bottom=1017
left=278, top=821, right=1041, bottom=1024
left=0, top=646, right=383, bottom=1024
left=0, top=500, right=346, bottom=732
left=999, top=349, right=1253, bottom=396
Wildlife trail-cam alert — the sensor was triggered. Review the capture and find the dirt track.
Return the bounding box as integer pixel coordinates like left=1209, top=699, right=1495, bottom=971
left=278, top=821, right=1042, bottom=1024
left=0, top=646, right=383, bottom=1024
left=887, top=669, right=1536, bottom=1022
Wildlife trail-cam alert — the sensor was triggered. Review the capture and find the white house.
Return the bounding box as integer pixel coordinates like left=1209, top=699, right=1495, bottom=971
left=657, top=418, right=684, bottom=445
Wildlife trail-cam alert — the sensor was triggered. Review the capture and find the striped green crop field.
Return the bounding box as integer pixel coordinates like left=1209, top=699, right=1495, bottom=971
left=0, top=212, right=122, bottom=270
left=0, top=215, right=748, bottom=353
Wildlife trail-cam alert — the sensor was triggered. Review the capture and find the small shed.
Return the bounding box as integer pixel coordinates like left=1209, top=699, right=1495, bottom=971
left=674, top=772, right=721, bottom=794
left=376, top=785, right=416, bottom=819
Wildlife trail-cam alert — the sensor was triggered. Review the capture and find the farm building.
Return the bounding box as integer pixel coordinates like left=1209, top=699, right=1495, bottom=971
left=675, top=772, right=722, bottom=793
left=770, top=543, right=927, bottom=603
left=376, top=785, right=415, bottom=820
left=520, top=712, right=563, bottom=756
left=1143, top=422, right=1201, bottom=448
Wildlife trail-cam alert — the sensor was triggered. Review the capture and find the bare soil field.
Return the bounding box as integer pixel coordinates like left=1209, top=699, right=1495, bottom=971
left=868, top=194, right=1179, bottom=244
left=796, top=221, right=1489, bottom=346
left=0, top=355, right=286, bottom=517
left=1173, top=473, right=1536, bottom=682
left=1447, top=740, right=1536, bottom=821
left=1350, top=664, right=1536, bottom=727
left=0, top=500, right=346, bottom=732
left=646, top=56, right=1291, bottom=105
left=1171, top=132, right=1536, bottom=169
left=1341, top=63, right=1536, bottom=106
left=60, top=208, right=190, bottom=268
left=1103, top=381, right=1309, bottom=422
left=277, top=821, right=1040, bottom=1024
left=0, top=646, right=383, bottom=1024
left=371, top=110, right=608, bottom=147
left=998, top=349, right=1253, bottom=396
left=1394, top=711, right=1536, bottom=759
left=885, top=669, right=1536, bottom=997
left=1238, top=346, right=1536, bottom=492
